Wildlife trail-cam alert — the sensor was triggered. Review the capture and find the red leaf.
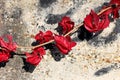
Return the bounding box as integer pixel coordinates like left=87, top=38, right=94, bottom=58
left=35, top=31, right=44, bottom=43
left=101, top=6, right=113, bottom=16
left=84, top=10, right=110, bottom=32
left=110, top=0, right=120, bottom=5
left=59, top=16, right=74, bottom=34
left=109, top=0, right=120, bottom=19
left=112, top=8, right=119, bottom=18
left=100, top=1, right=120, bottom=19
left=0, top=35, right=17, bottom=63
left=25, top=47, right=45, bottom=66
left=54, top=35, right=76, bottom=54
left=0, top=51, right=10, bottom=62
left=33, top=47, right=46, bottom=56
left=0, top=35, right=17, bottom=52
left=43, top=31, right=53, bottom=42
left=26, top=52, right=42, bottom=66
left=99, top=15, right=110, bottom=30
left=35, top=30, right=53, bottom=44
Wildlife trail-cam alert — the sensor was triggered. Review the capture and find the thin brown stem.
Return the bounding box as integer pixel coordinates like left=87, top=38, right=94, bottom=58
left=32, top=40, right=54, bottom=49
left=17, top=6, right=112, bottom=50
left=97, top=6, right=112, bottom=15
left=64, top=23, right=84, bottom=37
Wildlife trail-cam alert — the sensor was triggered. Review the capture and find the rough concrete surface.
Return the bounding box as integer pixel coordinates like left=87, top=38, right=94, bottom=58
left=0, top=0, right=120, bottom=80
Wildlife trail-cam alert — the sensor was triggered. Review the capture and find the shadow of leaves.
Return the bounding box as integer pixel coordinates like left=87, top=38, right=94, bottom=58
left=88, top=19, right=120, bottom=46
left=94, top=63, right=120, bottom=77
left=94, top=66, right=112, bottom=76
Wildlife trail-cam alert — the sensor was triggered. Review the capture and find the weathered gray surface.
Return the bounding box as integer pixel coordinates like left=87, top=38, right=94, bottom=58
left=0, top=0, right=120, bottom=80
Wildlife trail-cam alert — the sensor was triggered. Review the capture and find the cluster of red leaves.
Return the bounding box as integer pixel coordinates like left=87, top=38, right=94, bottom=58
left=35, top=30, right=53, bottom=44
left=84, top=10, right=110, bottom=32
left=25, top=31, right=53, bottom=66
left=54, top=35, right=76, bottom=55
left=25, top=0, right=120, bottom=66
left=59, top=16, right=74, bottom=34
left=26, top=30, right=76, bottom=66
left=0, top=35, right=17, bottom=62
left=25, top=47, right=45, bottom=66
left=84, top=0, right=120, bottom=32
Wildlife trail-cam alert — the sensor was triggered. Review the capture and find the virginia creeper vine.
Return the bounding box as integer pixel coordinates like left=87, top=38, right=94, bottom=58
left=0, top=0, right=120, bottom=72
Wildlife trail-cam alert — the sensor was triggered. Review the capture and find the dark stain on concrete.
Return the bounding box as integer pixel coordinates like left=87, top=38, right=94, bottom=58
left=94, top=67, right=112, bottom=76
left=39, top=0, right=57, bottom=8
left=45, top=8, right=73, bottom=24
left=45, top=14, right=63, bottom=24
left=11, top=7, right=22, bottom=19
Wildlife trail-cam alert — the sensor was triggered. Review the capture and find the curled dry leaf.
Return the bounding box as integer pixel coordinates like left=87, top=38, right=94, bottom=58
left=25, top=47, right=46, bottom=66
left=0, top=35, right=17, bottom=62
left=54, top=35, right=76, bottom=54
left=59, top=16, right=74, bottom=34
left=0, top=51, right=10, bottom=62
left=35, top=30, right=54, bottom=44
left=110, top=0, right=120, bottom=18
left=84, top=10, right=110, bottom=32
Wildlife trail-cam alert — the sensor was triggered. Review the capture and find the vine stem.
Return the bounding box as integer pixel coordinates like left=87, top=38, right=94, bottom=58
left=17, top=6, right=112, bottom=50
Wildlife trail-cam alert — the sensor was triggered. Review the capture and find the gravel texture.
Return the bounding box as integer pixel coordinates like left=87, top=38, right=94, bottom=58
left=0, top=0, right=120, bottom=80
